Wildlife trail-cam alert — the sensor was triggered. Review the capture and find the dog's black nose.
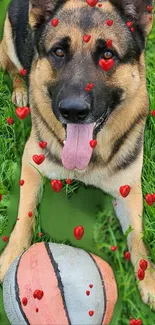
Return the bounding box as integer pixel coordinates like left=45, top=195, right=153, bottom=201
left=59, top=98, right=90, bottom=122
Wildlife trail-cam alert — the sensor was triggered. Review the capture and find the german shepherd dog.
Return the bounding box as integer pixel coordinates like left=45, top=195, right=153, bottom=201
left=0, top=0, right=155, bottom=309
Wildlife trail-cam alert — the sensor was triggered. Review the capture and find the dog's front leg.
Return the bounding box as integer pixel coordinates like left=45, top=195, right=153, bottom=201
left=113, top=178, right=155, bottom=308
left=0, top=135, right=42, bottom=282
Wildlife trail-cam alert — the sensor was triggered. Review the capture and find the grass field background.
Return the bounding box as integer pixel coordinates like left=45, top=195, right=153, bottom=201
left=0, top=2, right=155, bottom=325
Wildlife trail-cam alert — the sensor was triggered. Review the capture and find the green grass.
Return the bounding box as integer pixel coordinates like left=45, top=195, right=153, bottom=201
left=0, top=18, right=155, bottom=325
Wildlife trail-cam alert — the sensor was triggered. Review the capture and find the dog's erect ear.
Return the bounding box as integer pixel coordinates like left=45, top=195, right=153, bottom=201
left=29, top=0, right=68, bottom=29
left=110, top=0, right=154, bottom=36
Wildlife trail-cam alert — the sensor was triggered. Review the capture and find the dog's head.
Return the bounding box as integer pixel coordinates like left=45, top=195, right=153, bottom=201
left=29, top=0, right=154, bottom=170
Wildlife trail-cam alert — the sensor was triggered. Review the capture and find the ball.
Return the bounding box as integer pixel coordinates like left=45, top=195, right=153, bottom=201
left=3, top=243, right=117, bottom=325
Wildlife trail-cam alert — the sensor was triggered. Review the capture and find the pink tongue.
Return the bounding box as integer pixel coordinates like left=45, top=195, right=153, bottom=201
left=62, top=124, right=94, bottom=170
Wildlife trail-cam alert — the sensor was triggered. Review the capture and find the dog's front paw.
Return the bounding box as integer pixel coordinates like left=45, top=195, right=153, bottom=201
left=0, top=242, right=28, bottom=283
left=12, top=86, right=28, bottom=107
left=138, top=265, right=155, bottom=309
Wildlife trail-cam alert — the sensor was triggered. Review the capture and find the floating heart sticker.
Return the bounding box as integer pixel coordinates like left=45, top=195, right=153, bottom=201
left=22, top=297, right=28, bottom=306
left=74, top=226, right=84, bottom=240
left=83, top=34, right=91, bottom=43
left=130, top=319, right=142, bottom=325
left=16, top=106, right=30, bottom=120
left=126, top=21, right=133, bottom=28
left=86, top=0, right=99, bottom=7
left=150, top=110, right=155, bottom=116
left=147, top=5, right=153, bottom=12
left=106, top=19, right=113, bottom=26
left=98, top=3, right=102, bottom=7
left=20, top=69, right=27, bottom=76
left=33, top=290, right=44, bottom=300
left=7, top=117, right=14, bottom=125
left=124, top=252, right=130, bottom=260
left=119, top=185, right=131, bottom=198
left=139, top=259, right=148, bottom=271
left=66, top=178, right=72, bottom=185
left=32, top=154, right=45, bottom=165
left=51, top=18, right=59, bottom=27
left=145, top=193, right=154, bottom=206
left=90, top=140, right=97, bottom=148
left=99, top=59, right=114, bottom=72
left=137, top=269, right=145, bottom=281
left=51, top=180, right=63, bottom=193
left=89, top=311, right=94, bottom=317
left=2, top=236, right=8, bottom=242
left=111, top=246, right=117, bottom=251
left=19, top=180, right=25, bottom=186
left=39, top=141, right=47, bottom=149
left=106, top=39, right=112, bottom=48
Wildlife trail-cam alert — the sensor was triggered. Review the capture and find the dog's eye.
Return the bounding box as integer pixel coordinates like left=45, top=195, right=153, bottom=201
left=53, top=48, right=64, bottom=57
left=102, top=51, right=113, bottom=60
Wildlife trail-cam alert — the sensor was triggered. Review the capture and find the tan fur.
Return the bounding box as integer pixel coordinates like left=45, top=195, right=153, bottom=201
left=0, top=0, right=155, bottom=310
left=0, top=15, right=28, bottom=106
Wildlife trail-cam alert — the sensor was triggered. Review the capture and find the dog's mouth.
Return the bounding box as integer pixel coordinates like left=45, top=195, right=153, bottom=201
left=61, top=109, right=110, bottom=171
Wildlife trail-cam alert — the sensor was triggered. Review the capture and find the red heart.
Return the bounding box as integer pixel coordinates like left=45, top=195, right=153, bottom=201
left=135, top=320, right=142, bottom=325
left=22, top=297, right=28, bottom=306
left=28, top=211, right=33, bottom=217
left=139, top=259, right=148, bottom=271
left=138, top=268, right=145, bottom=281
left=89, top=310, right=94, bottom=317
left=111, top=246, right=117, bottom=251
left=147, top=5, right=153, bottom=12
left=145, top=193, right=154, bottom=206
left=66, top=178, right=72, bottom=185
left=130, top=319, right=142, bottom=325
left=98, top=3, right=102, bottom=7
left=99, top=59, right=114, bottom=72
left=106, top=19, right=113, bottom=26
left=86, top=0, right=99, bottom=7
left=7, top=117, right=14, bottom=125
left=33, top=290, right=44, bottom=300
left=19, top=180, right=25, bottom=186
left=51, top=18, right=59, bottom=27
left=83, top=34, right=91, bottom=43
left=126, top=21, right=133, bottom=28
left=150, top=110, right=155, bottom=116
left=124, top=251, right=131, bottom=260
left=39, top=141, right=47, bottom=149
left=74, top=226, right=84, bottom=240
left=20, top=69, right=27, bottom=76
left=2, top=236, right=8, bottom=242
left=89, top=284, right=93, bottom=288
left=32, top=154, right=45, bottom=165
left=16, top=106, right=30, bottom=120
left=90, top=140, right=97, bottom=148
left=106, top=39, right=112, bottom=48
left=0, top=194, right=2, bottom=201
left=119, top=185, right=131, bottom=198
left=51, top=180, right=63, bottom=193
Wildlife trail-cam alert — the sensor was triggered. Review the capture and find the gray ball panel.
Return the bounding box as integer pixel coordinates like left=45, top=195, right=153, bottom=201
left=3, top=255, right=28, bottom=325
left=49, top=243, right=105, bottom=325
